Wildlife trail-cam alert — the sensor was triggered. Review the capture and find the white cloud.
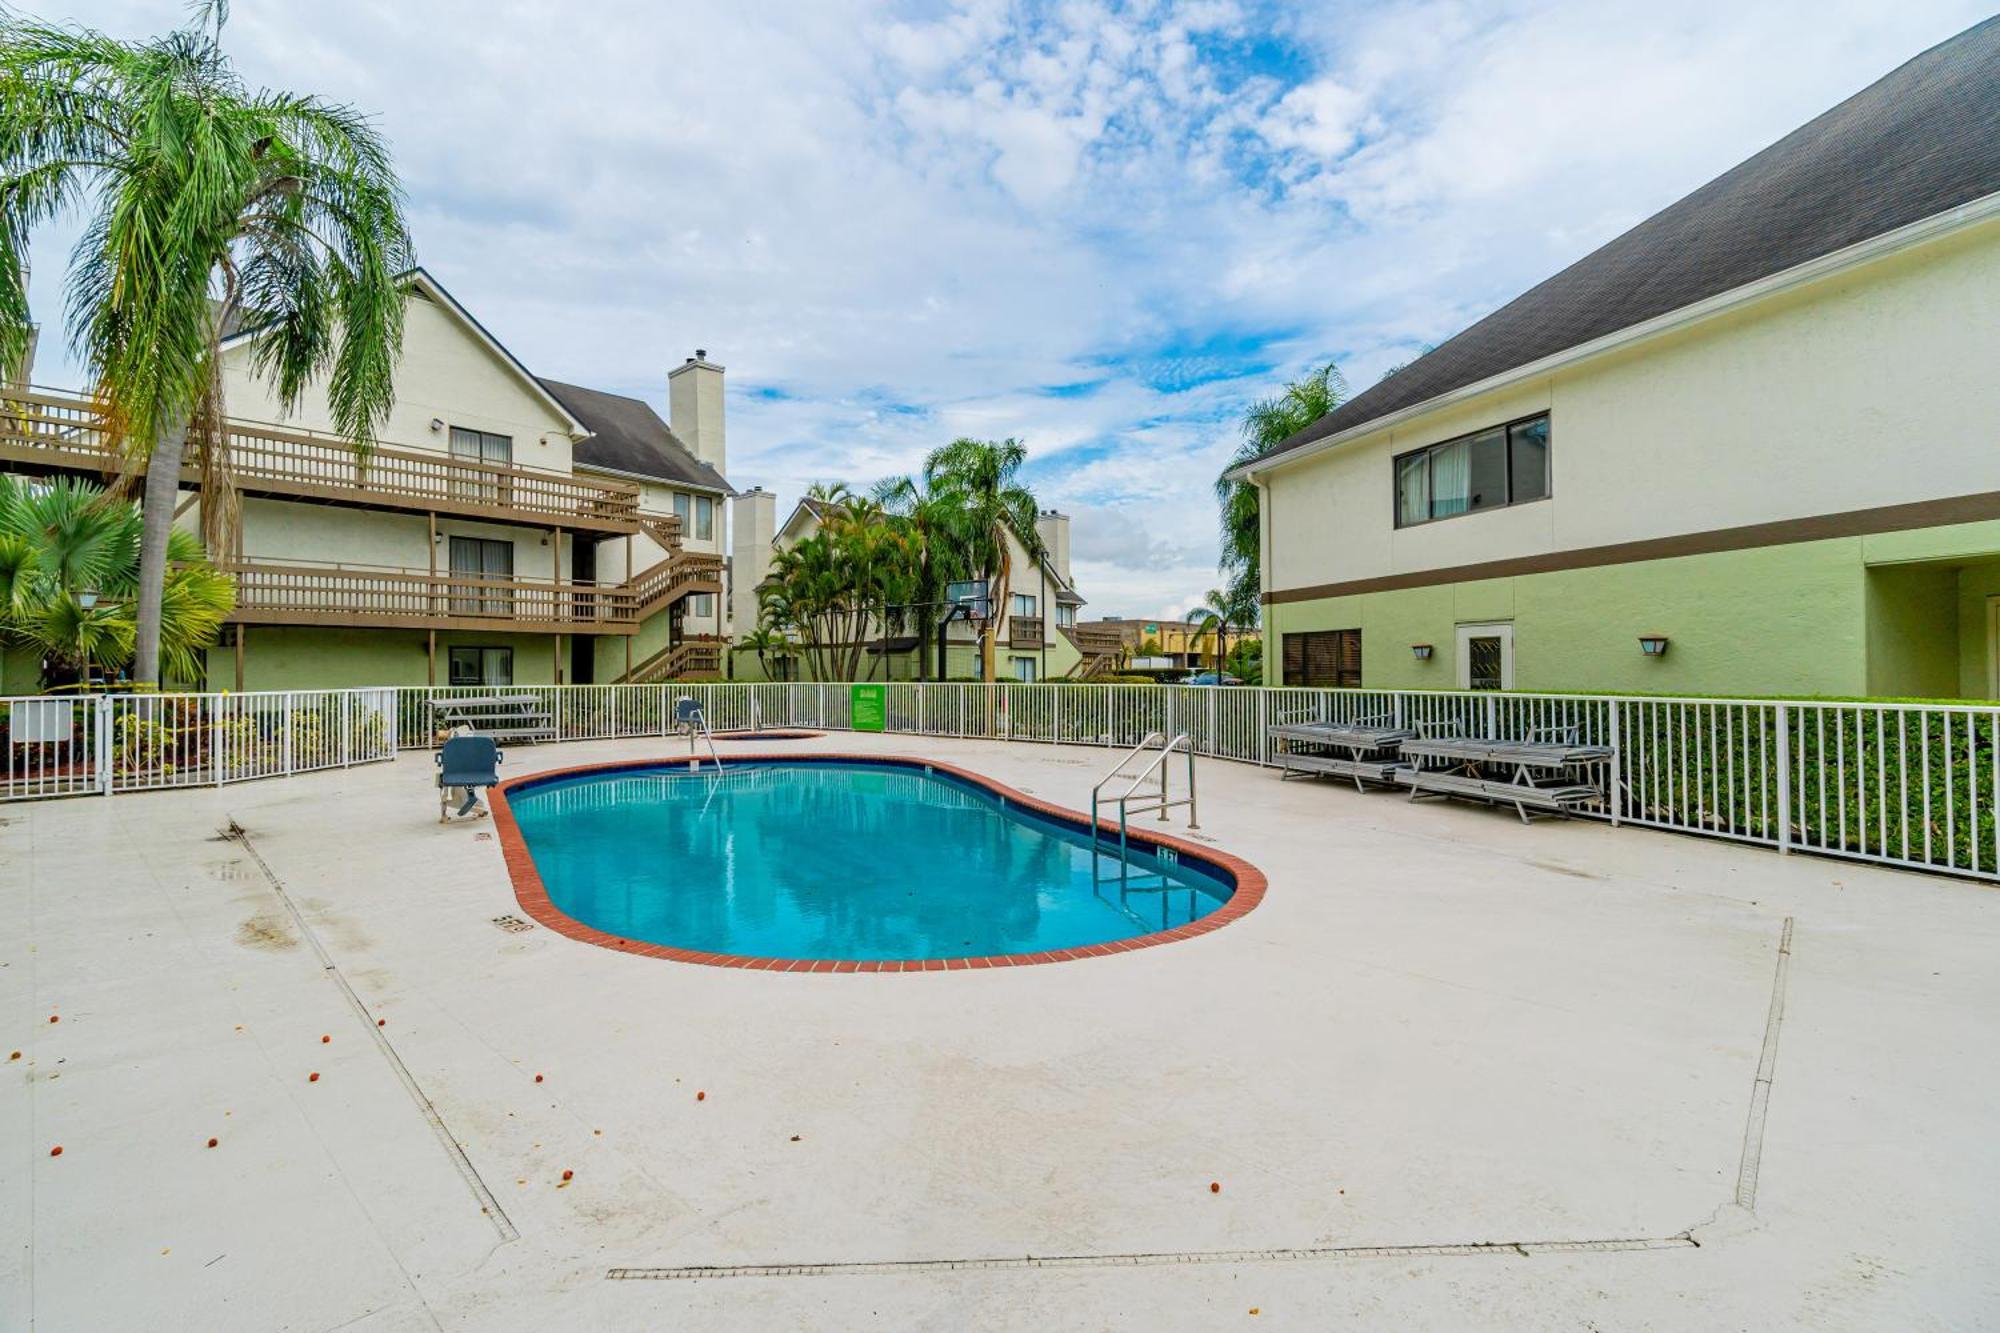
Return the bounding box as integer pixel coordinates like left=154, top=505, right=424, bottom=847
left=26, top=0, right=1996, bottom=622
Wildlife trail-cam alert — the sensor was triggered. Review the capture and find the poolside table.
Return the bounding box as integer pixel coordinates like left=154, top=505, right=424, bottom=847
left=1395, top=733, right=1614, bottom=822
left=1268, top=720, right=1417, bottom=791
left=425, top=694, right=557, bottom=743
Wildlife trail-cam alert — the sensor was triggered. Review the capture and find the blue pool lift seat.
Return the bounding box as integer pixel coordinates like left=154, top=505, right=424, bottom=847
left=436, top=734, right=503, bottom=823
left=674, top=696, right=706, bottom=732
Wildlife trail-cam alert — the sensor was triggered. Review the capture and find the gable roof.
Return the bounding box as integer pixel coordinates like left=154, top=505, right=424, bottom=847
left=1244, top=15, right=2000, bottom=475
left=537, top=378, right=733, bottom=494
left=218, top=267, right=589, bottom=437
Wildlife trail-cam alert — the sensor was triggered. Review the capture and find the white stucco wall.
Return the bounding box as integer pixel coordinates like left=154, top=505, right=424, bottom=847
left=216, top=286, right=580, bottom=472
left=1263, top=217, right=2000, bottom=594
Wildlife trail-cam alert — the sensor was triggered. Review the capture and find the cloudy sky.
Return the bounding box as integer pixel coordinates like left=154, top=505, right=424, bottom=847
left=24, top=0, right=1992, bottom=618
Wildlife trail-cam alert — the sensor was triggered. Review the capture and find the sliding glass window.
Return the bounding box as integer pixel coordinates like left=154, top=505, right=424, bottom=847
left=1393, top=414, right=1550, bottom=527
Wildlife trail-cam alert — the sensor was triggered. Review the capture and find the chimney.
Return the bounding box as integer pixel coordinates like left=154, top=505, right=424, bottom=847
left=730, top=485, right=777, bottom=638
left=668, top=348, right=726, bottom=477
left=1035, top=509, right=1071, bottom=585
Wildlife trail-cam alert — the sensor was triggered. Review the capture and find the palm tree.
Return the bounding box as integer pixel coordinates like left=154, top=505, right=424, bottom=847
left=1215, top=363, right=1345, bottom=612
left=737, top=623, right=793, bottom=682
left=1185, top=590, right=1231, bottom=678
left=0, top=5, right=413, bottom=686
left=921, top=437, right=1043, bottom=683
left=873, top=471, right=968, bottom=681
left=0, top=475, right=233, bottom=686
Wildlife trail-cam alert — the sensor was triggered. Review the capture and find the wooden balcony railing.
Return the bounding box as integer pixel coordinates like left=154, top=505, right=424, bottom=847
left=630, top=549, right=724, bottom=618
left=227, top=561, right=640, bottom=634
left=620, top=634, right=727, bottom=683
left=1062, top=624, right=1127, bottom=657
left=1007, top=615, right=1045, bottom=649
left=0, top=387, right=642, bottom=533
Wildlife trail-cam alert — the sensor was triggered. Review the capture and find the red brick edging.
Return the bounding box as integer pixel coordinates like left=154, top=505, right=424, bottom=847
left=488, top=752, right=1267, bottom=973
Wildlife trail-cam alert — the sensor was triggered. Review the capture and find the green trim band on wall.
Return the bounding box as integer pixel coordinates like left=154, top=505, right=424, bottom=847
left=1264, top=489, right=2000, bottom=605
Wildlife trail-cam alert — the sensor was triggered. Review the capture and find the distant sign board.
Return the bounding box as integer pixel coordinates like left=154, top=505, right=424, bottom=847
left=851, top=683, right=887, bottom=733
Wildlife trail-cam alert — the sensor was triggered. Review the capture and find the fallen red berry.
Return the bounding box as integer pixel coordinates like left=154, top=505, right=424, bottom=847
left=1209, top=1182, right=1221, bottom=1194
left=696, top=1090, right=706, bottom=1101
left=534, top=1074, right=544, bottom=1084
left=206, top=1138, right=218, bottom=1149
left=561, top=1169, right=574, bottom=1182
left=321, top=1035, right=330, bottom=1044
left=49, top=1145, right=61, bottom=1157
left=308, top=1072, right=320, bottom=1083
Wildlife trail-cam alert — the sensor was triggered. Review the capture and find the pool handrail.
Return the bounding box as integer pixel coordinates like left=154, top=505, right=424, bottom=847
left=1090, top=732, right=1199, bottom=885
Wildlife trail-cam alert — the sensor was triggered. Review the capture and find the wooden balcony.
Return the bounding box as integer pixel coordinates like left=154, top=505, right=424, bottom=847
left=1007, top=615, right=1046, bottom=649
left=0, top=387, right=642, bottom=534
left=226, top=560, right=640, bottom=635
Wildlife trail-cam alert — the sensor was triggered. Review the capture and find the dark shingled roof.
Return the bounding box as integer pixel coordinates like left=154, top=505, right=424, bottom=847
left=537, top=378, right=732, bottom=494
left=1252, top=16, right=2000, bottom=470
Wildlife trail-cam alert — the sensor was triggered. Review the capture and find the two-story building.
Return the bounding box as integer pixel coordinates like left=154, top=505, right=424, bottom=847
left=730, top=491, right=1089, bottom=681
left=0, top=268, right=737, bottom=691
left=1232, top=17, right=2000, bottom=700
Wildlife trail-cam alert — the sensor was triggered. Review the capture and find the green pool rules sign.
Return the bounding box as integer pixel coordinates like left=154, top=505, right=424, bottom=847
left=852, top=683, right=887, bottom=732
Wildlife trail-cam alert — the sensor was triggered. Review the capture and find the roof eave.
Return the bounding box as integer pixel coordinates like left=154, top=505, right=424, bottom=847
left=1229, top=190, right=2000, bottom=483
left=573, top=460, right=732, bottom=495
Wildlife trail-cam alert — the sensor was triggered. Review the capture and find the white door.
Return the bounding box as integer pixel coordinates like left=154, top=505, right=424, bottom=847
left=1456, top=622, right=1514, bottom=691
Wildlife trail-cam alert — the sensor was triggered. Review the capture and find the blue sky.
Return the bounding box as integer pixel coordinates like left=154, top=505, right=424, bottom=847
left=25, top=0, right=1994, bottom=617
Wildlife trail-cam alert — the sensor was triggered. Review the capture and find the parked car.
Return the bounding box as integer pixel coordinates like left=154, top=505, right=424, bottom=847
left=1185, top=671, right=1243, bottom=686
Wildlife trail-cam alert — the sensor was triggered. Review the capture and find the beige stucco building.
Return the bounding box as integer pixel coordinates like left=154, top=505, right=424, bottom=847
left=0, top=268, right=740, bottom=691
left=1234, top=19, right=2000, bottom=700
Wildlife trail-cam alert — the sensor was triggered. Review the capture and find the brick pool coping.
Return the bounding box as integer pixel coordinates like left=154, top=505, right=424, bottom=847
left=488, top=751, right=1267, bottom=973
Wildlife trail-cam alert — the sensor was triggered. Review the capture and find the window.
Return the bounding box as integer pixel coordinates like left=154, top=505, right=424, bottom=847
left=1011, top=656, right=1038, bottom=683
left=1393, top=414, right=1550, bottom=527
left=695, top=496, right=715, bottom=541
left=1012, top=593, right=1038, bottom=617
left=685, top=592, right=715, bottom=620
left=1055, top=603, right=1076, bottom=627
left=1282, top=629, right=1361, bottom=687
left=448, top=536, right=515, bottom=616
left=447, top=646, right=513, bottom=686
left=448, top=427, right=512, bottom=465
left=672, top=492, right=692, bottom=527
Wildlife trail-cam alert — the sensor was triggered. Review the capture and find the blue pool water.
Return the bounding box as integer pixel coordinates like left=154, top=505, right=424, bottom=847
left=506, top=760, right=1236, bottom=961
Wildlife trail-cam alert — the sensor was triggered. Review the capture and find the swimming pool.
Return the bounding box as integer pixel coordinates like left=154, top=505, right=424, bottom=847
left=494, top=756, right=1263, bottom=969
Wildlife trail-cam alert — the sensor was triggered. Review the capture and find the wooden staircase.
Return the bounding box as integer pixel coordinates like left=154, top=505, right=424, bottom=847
left=616, top=634, right=726, bottom=683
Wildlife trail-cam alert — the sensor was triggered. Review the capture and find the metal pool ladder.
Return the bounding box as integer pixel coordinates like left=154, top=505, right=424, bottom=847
left=1090, top=731, right=1198, bottom=873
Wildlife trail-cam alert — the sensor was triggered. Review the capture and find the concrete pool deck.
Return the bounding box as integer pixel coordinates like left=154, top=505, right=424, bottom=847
left=2, top=731, right=1996, bottom=1330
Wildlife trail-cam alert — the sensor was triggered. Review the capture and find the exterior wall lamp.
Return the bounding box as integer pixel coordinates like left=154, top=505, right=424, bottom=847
left=76, top=587, right=99, bottom=610
left=1638, top=634, right=1670, bottom=657
left=1411, top=643, right=1434, bottom=661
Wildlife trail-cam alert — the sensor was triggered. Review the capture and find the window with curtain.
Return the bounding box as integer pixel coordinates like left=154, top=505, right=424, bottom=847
left=448, top=427, right=512, bottom=464
left=1012, top=593, right=1037, bottom=617
left=1282, top=629, right=1361, bottom=687
left=695, top=496, right=715, bottom=541
left=672, top=492, right=692, bottom=527
left=448, top=536, right=514, bottom=616
left=447, top=646, right=513, bottom=686
left=1393, top=414, right=1551, bottom=527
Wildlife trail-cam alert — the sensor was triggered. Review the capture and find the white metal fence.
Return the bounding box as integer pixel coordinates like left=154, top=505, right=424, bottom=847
left=4, top=682, right=1993, bottom=884
left=0, top=688, right=398, bottom=799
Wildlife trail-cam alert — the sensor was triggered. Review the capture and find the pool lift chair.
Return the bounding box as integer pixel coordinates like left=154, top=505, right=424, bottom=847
left=674, top=696, right=724, bottom=774
left=436, top=734, right=503, bottom=824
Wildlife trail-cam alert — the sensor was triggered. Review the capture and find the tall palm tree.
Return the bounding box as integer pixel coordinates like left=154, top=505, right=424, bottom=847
left=0, top=4, right=413, bottom=686
left=922, top=437, right=1043, bottom=683
left=1215, top=363, right=1345, bottom=612
left=873, top=471, right=968, bottom=682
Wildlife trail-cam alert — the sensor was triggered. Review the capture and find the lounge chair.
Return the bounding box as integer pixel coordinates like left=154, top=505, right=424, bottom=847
left=436, top=734, right=503, bottom=823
